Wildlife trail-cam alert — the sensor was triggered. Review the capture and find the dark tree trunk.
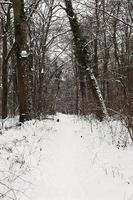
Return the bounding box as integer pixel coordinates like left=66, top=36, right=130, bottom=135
left=12, top=56, right=18, bottom=116
left=11, top=0, right=31, bottom=122
left=64, top=0, right=108, bottom=120
left=112, top=3, right=121, bottom=68
left=1, top=5, right=11, bottom=119
left=102, top=0, right=109, bottom=102
left=64, top=1, right=87, bottom=102
left=93, top=0, right=99, bottom=77
left=2, top=18, right=8, bottom=119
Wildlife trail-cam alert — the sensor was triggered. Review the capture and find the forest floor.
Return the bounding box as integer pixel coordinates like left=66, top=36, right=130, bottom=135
left=0, top=114, right=133, bottom=200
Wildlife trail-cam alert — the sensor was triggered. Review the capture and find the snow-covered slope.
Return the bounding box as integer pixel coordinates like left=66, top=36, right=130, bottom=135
left=0, top=114, right=133, bottom=200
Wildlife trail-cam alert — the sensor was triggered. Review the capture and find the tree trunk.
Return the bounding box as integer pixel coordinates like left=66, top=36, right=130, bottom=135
left=64, top=0, right=108, bottom=120
left=102, top=0, right=109, bottom=103
left=1, top=18, right=8, bottom=119
left=11, top=0, right=31, bottom=122
left=93, top=0, right=99, bottom=77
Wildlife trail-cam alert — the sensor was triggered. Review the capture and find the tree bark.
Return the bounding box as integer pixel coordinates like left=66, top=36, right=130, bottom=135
left=2, top=17, right=8, bottom=119
left=1, top=6, right=11, bottom=119
left=93, top=0, right=99, bottom=77
left=11, top=0, right=31, bottom=122
left=64, top=0, right=108, bottom=120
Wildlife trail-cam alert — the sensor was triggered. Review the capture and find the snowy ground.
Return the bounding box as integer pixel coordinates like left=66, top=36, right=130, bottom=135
left=0, top=114, right=133, bottom=200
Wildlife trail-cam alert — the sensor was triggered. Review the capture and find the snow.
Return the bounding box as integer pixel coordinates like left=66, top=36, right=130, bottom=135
left=0, top=1, right=12, bottom=4
left=21, top=50, right=28, bottom=58
left=0, top=114, right=133, bottom=200
left=90, top=72, right=108, bottom=117
left=41, top=68, right=44, bottom=74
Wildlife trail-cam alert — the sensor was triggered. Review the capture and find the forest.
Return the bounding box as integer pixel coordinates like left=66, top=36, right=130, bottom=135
left=0, top=0, right=133, bottom=134
left=0, top=1, right=133, bottom=200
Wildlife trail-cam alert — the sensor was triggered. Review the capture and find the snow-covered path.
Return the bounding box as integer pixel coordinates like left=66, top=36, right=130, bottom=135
left=28, top=115, right=92, bottom=200
left=1, top=114, right=133, bottom=200
left=0, top=114, right=129, bottom=200
left=16, top=114, right=133, bottom=200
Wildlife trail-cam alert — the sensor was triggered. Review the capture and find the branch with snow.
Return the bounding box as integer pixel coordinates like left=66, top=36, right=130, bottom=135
left=0, top=1, right=12, bottom=4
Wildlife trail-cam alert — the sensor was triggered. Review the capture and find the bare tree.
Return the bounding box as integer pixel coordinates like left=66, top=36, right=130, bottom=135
left=1, top=13, right=8, bottom=119
left=63, top=0, right=108, bottom=120
left=11, top=0, right=31, bottom=122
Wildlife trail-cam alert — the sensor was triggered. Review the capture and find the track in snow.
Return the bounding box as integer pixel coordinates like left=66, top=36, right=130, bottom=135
left=22, top=114, right=133, bottom=200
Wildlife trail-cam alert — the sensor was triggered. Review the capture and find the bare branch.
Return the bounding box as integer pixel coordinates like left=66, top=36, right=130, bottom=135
left=76, top=1, right=133, bottom=28
left=0, top=1, right=12, bottom=4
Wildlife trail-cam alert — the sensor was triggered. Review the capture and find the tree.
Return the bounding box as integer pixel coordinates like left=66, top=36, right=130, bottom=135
left=11, top=0, right=31, bottom=122
left=63, top=0, right=108, bottom=120
left=1, top=2, right=15, bottom=119
left=1, top=13, right=8, bottom=119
